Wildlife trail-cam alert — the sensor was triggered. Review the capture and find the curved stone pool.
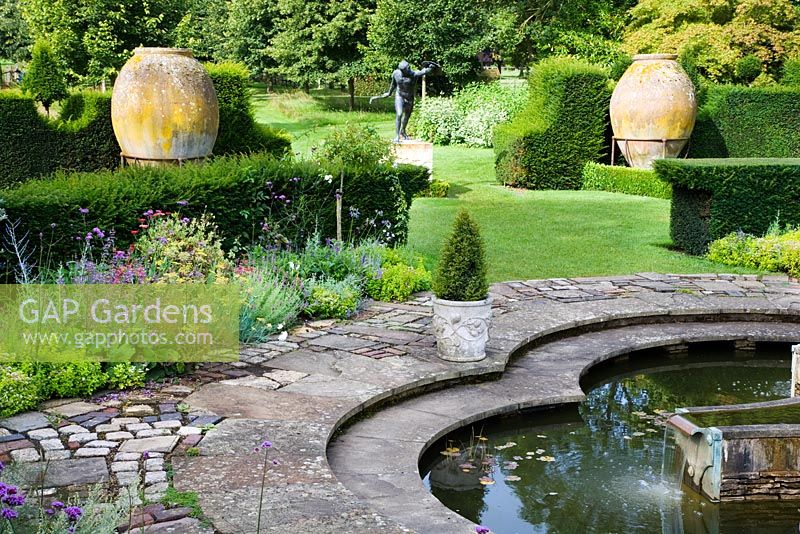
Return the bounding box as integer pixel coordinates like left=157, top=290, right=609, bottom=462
left=420, top=343, right=797, bottom=533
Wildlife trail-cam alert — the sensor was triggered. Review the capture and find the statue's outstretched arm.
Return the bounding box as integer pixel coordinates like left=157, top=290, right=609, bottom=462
left=369, top=75, right=397, bottom=104
left=416, top=61, right=440, bottom=77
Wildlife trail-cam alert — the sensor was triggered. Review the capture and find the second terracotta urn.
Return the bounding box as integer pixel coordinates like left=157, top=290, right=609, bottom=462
left=610, top=54, right=697, bottom=169
left=112, top=48, right=219, bottom=165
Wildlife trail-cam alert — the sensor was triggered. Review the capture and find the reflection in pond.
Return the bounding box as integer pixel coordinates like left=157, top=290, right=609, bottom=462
left=421, top=343, right=800, bottom=533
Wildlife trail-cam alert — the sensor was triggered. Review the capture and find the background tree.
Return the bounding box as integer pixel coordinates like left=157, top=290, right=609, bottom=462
left=490, top=0, right=634, bottom=73
left=22, top=39, right=68, bottom=116
left=368, top=0, right=491, bottom=90
left=219, top=0, right=279, bottom=81
left=623, top=0, right=800, bottom=83
left=21, top=0, right=188, bottom=83
left=173, top=0, right=228, bottom=61
left=0, top=0, right=31, bottom=62
left=268, top=0, right=374, bottom=107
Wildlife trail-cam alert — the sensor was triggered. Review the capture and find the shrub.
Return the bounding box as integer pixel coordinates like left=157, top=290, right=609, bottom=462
left=0, top=366, right=39, bottom=417
left=22, top=40, right=68, bottom=116
left=655, top=158, right=800, bottom=255
left=409, top=83, right=528, bottom=147
left=735, top=55, right=763, bottom=85
left=707, top=228, right=800, bottom=276
left=106, top=363, right=147, bottom=390
left=690, top=85, right=800, bottom=159
left=204, top=62, right=292, bottom=157
left=304, top=276, right=362, bottom=319
left=1, top=154, right=425, bottom=262
left=314, top=124, right=393, bottom=168
left=238, top=262, right=304, bottom=343
left=34, top=362, right=109, bottom=398
left=581, top=162, right=671, bottom=199
left=367, top=261, right=431, bottom=302
left=419, top=180, right=450, bottom=198
left=135, top=213, right=230, bottom=283
left=782, top=59, right=800, bottom=86
left=494, top=58, right=611, bottom=189
left=433, top=210, right=488, bottom=301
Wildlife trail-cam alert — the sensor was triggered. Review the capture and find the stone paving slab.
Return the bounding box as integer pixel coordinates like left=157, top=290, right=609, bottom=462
left=2, top=274, right=800, bottom=533
left=0, top=412, right=50, bottom=433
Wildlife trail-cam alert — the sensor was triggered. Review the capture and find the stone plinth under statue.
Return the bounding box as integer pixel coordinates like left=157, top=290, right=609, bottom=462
left=394, top=139, right=433, bottom=171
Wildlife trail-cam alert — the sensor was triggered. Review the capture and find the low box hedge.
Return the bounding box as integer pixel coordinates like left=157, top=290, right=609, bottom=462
left=581, top=162, right=671, bottom=199
left=494, top=58, right=611, bottom=190
left=654, top=158, right=800, bottom=255
left=1, top=155, right=429, bottom=263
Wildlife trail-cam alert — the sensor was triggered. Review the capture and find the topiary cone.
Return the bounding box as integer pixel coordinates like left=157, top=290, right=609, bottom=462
left=433, top=209, right=488, bottom=301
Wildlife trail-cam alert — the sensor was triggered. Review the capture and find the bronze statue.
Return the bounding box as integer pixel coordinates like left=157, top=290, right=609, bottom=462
left=370, top=60, right=440, bottom=142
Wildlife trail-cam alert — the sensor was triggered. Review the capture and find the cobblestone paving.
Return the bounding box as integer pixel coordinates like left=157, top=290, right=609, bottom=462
left=1, top=274, right=799, bottom=533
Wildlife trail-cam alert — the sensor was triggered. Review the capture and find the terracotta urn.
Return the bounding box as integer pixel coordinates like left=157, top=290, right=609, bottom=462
left=111, top=48, right=219, bottom=164
left=610, top=54, right=697, bottom=169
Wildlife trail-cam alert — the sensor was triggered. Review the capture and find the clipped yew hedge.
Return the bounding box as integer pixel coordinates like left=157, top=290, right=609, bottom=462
left=494, top=58, right=611, bottom=189
left=655, top=158, right=800, bottom=255
left=0, top=62, right=291, bottom=186
left=1, top=154, right=429, bottom=262
left=0, top=91, right=118, bottom=188
left=690, top=85, right=800, bottom=159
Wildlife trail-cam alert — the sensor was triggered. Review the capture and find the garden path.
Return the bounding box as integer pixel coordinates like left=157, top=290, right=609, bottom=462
left=1, top=273, right=799, bottom=532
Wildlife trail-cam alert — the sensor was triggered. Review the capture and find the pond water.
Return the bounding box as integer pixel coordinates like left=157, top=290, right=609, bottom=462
left=421, top=342, right=800, bottom=533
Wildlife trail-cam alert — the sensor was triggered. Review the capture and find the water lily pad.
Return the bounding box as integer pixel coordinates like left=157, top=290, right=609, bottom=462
left=505, top=475, right=521, bottom=482
left=537, top=455, right=556, bottom=462
left=631, top=432, right=645, bottom=437
left=495, top=441, right=517, bottom=450
left=536, top=435, right=547, bottom=439
left=479, top=476, right=495, bottom=485
left=535, top=448, right=545, bottom=454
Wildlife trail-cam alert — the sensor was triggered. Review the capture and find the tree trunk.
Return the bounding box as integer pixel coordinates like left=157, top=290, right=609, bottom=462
left=348, top=77, right=355, bottom=112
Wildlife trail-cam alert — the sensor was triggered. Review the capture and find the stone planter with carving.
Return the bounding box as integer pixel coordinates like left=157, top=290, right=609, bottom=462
left=432, top=296, right=492, bottom=362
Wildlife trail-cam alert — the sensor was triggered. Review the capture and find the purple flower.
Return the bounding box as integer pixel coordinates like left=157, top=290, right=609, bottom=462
left=50, top=501, right=65, bottom=509
left=50, top=223, right=57, bottom=229
left=181, top=217, right=190, bottom=224
left=176, top=200, right=189, bottom=206
left=260, top=440, right=272, bottom=449
left=79, top=207, right=89, bottom=215
left=45, top=507, right=56, bottom=516
left=476, top=527, right=490, bottom=534
left=0, top=508, right=17, bottom=520
left=272, top=459, right=279, bottom=466
left=64, top=505, right=82, bottom=521
left=158, top=237, right=169, bottom=245
left=142, top=451, right=150, bottom=460
left=349, top=207, right=360, bottom=219
left=2, top=494, right=24, bottom=506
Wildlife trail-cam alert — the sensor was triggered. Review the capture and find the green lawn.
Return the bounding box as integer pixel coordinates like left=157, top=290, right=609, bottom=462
left=251, top=89, right=757, bottom=282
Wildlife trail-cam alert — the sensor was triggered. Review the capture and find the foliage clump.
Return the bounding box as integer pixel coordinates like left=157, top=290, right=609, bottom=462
left=622, top=0, right=799, bottom=83
left=433, top=210, right=488, bottom=301
left=708, top=227, right=800, bottom=277
left=22, top=39, right=68, bottom=116
left=410, top=82, right=529, bottom=147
